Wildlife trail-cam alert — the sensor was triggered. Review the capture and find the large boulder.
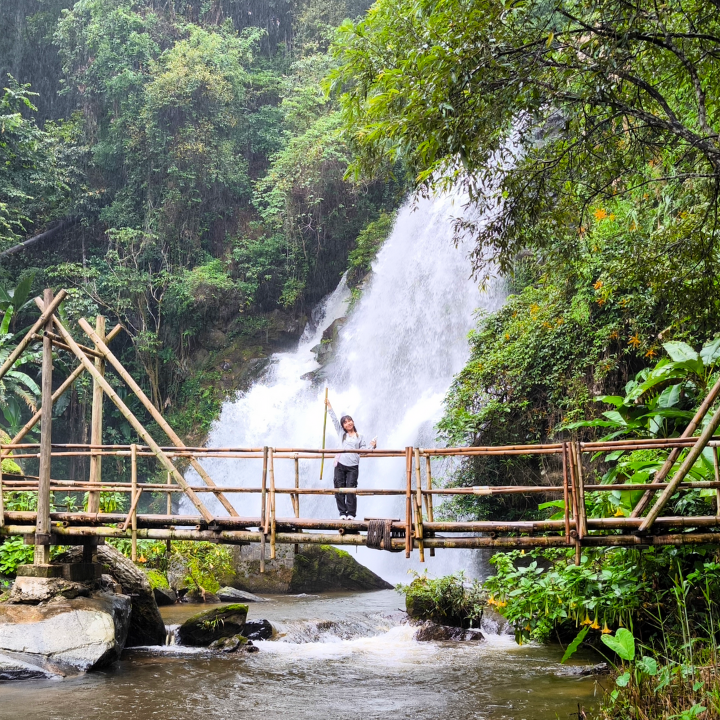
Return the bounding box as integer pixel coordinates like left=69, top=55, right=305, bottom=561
left=217, top=587, right=268, bottom=603
left=62, top=546, right=166, bottom=647
left=0, top=592, right=130, bottom=673
left=228, top=544, right=392, bottom=594
left=243, top=619, right=274, bottom=640
left=177, top=604, right=248, bottom=646
left=413, top=621, right=484, bottom=642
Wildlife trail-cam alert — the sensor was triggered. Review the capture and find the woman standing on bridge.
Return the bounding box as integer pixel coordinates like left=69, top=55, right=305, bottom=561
left=325, top=398, right=376, bottom=520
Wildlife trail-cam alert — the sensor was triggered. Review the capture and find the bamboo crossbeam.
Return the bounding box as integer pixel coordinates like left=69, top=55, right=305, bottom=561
left=0, top=290, right=66, bottom=384
left=37, top=305, right=214, bottom=523
left=33, top=332, right=105, bottom=360
left=79, top=317, right=239, bottom=518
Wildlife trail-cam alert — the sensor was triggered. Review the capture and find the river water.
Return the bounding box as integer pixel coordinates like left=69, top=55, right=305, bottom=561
left=0, top=591, right=599, bottom=720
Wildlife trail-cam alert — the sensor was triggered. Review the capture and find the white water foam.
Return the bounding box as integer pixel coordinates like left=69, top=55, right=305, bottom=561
left=184, top=186, right=506, bottom=583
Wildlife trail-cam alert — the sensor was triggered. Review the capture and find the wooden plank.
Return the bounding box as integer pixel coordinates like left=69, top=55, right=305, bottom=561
left=78, top=318, right=239, bottom=517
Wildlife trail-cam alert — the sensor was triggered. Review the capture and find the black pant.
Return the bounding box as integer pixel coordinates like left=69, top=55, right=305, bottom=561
left=334, top=463, right=359, bottom=517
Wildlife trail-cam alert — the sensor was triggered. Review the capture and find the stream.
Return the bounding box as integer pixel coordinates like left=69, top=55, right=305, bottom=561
left=0, top=591, right=600, bottom=720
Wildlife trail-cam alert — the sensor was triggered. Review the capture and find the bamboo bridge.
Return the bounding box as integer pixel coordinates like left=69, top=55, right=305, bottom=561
left=4, top=289, right=720, bottom=573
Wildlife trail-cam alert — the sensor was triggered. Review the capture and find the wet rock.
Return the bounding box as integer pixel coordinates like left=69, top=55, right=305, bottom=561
left=9, top=576, right=91, bottom=604
left=413, top=621, right=485, bottom=642
left=61, top=546, right=165, bottom=647
left=184, top=589, right=220, bottom=604
left=555, top=662, right=610, bottom=677
left=0, top=651, right=62, bottom=681
left=203, top=329, right=227, bottom=351
left=153, top=587, right=177, bottom=606
left=217, top=587, right=268, bottom=603
left=0, top=592, right=131, bottom=673
left=209, top=634, right=255, bottom=653
left=228, top=544, right=392, bottom=594
left=243, top=619, right=274, bottom=640
left=177, top=604, right=248, bottom=646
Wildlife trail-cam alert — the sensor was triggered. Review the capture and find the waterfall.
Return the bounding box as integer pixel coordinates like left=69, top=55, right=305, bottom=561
left=184, top=187, right=506, bottom=583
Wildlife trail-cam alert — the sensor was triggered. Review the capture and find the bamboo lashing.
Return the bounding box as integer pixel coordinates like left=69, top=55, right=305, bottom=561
left=78, top=317, right=239, bottom=518
left=37, top=303, right=215, bottom=523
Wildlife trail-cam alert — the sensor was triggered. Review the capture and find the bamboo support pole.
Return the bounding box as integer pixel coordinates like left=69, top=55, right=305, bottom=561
left=166, top=471, right=172, bottom=555
left=562, top=442, right=570, bottom=543
left=567, top=439, right=581, bottom=565
left=574, top=442, right=588, bottom=538
left=87, top=315, right=106, bottom=514
left=293, top=453, right=300, bottom=555
left=128, top=444, right=138, bottom=559
left=39, top=305, right=214, bottom=523
left=269, top=447, right=276, bottom=560
left=640, top=399, right=720, bottom=532
left=424, top=454, right=435, bottom=557
left=0, top=448, right=5, bottom=528
left=10, top=324, right=123, bottom=447
left=405, top=446, right=412, bottom=558
left=78, top=317, right=239, bottom=518
left=414, top=448, right=424, bottom=562
left=35, top=289, right=54, bottom=565
left=632, top=375, right=720, bottom=517
left=714, top=449, right=720, bottom=519
left=260, top=446, right=268, bottom=573
left=0, top=290, right=66, bottom=383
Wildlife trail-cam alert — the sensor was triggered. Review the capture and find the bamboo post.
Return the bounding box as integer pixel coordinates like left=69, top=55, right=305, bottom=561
left=260, top=446, right=268, bottom=573
left=713, top=449, right=720, bottom=519
left=0, top=448, right=5, bottom=528
left=87, top=316, right=106, bottom=513
left=0, top=290, right=66, bottom=383
left=640, top=401, right=720, bottom=533
left=78, top=318, right=239, bottom=517
left=293, top=453, right=300, bottom=555
left=632, top=374, right=720, bottom=517
left=10, top=324, right=123, bottom=447
left=166, top=471, right=172, bottom=555
left=269, top=448, right=276, bottom=560
left=131, top=443, right=138, bottom=560
left=424, top=454, right=435, bottom=557
left=568, top=440, right=581, bottom=565
left=35, top=289, right=54, bottom=565
left=574, top=442, right=588, bottom=538
left=562, top=442, right=570, bottom=543
left=38, top=306, right=215, bottom=523
left=414, top=448, right=425, bottom=562
left=320, top=387, right=328, bottom=480
left=405, top=446, right=413, bottom=558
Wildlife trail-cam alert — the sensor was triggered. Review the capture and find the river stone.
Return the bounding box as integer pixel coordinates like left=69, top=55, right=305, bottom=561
left=61, top=546, right=166, bottom=647
left=228, top=544, right=392, bottom=594
left=209, top=634, right=254, bottom=653
left=413, top=621, right=485, bottom=642
left=243, top=619, right=274, bottom=640
left=153, top=587, right=177, bottom=606
left=0, top=652, right=62, bottom=680
left=0, top=592, right=131, bottom=672
left=9, top=576, right=92, bottom=604
left=177, top=604, right=248, bottom=646
left=217, top=587, right=268, bottom=603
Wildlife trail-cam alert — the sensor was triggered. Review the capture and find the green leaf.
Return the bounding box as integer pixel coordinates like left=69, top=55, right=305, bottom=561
left=700, top=339, right=720, bottom=366
left=615, top=671, right=631, bottom=687
left=561, top=625, right=589, bottom=664
left=637, top=656, right=658, bottom=676
left=664, top=341, right=700, bottom=363
left=596, top=395, right=624, bottom=407
left=601, top=628, right=635, bottom=661
left=12, top=272, right=35, bottom=311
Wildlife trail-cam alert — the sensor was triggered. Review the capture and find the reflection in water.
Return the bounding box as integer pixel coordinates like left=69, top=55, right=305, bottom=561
left=0, top=591, right=599, bottom=720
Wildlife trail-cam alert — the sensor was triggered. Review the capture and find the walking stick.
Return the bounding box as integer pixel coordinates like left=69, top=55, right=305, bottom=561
left=320, top=387, right=328, bottom=480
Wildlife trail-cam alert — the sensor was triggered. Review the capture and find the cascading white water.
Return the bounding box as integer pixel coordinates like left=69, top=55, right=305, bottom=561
left=184, top=187, right=506, bottom=583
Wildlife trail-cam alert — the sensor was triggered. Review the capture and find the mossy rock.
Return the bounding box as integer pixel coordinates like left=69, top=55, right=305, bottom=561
left=143, top=569, right=169, bottom=590
left=177, top=603, right=248, bottom=646
left=288, top=545, right=392, bottom=593
left=1, top=458, right=21, bottom=475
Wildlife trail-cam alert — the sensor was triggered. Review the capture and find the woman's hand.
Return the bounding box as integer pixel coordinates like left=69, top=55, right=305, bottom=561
left=325, top=397, right=332, bottom=409
left=370, top=437, right=377, bottom=449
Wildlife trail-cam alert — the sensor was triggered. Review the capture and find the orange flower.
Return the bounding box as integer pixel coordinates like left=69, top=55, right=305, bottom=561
left=593, top=280, right=603, bottom=290
left=138, top=555, right=147, bottom=563
left=596, top=298, right=606, bottom=306
left=629, top=333, right=642, bottom=348
left=602, top=621, right=612, bottom=634
left=594, top=208, right=608, bottom=221
left=505, top=333, right=510, bottom=340
left=609, top=330, right=619, bottom=340
left=645, top=348, right=657, bottom=358
left=529, top=303, right=540, bottom=315
left=629, top=221, right=637, bottom=231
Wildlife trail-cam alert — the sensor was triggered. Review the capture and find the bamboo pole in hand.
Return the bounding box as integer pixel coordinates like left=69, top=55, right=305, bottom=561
left=78, top=317, right=239, bottom=518
left=320, top=387, right=328, bottom=480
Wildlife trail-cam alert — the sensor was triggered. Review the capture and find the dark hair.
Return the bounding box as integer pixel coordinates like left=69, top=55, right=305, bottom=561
left=340, top=415, right=357, bottom=439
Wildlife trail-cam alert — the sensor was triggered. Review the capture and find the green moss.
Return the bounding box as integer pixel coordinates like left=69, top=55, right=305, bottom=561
left=144, top=568, right=169, bottom=590
left=320, top=544, right=351, bottom=559
left=1, top=458, right=21, bottom=475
